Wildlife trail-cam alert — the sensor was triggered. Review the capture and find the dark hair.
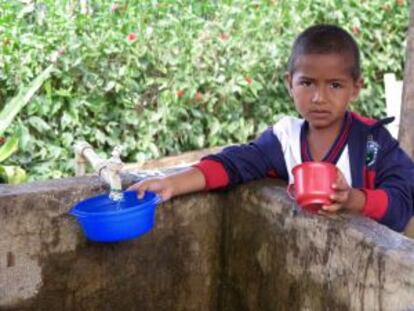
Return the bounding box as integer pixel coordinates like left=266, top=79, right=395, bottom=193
left=287, top=24, right=361, bottom=80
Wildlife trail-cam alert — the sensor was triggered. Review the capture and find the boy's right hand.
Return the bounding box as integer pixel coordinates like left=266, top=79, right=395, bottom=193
left=126, top=167, right=207, bottom=203
left=127, top=177, right=174, bottom=202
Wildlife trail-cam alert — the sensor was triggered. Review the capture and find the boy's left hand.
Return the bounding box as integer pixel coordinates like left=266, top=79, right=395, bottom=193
left=320, top=169, right=352, bottom=214
left=319, top=169, right=366, bottom=214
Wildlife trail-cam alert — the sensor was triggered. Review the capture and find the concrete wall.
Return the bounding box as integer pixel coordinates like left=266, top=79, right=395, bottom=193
left=0, top=177, right=223, bottom=311
left=1, top=176, right=414, bottom=311
left=220, top=180, right=414, bottom=311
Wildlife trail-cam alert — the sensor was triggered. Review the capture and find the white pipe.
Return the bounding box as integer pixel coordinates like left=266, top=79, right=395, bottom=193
left=74, top=142, right=106, bottom=173
left=74, top=141, right=123, bottom=200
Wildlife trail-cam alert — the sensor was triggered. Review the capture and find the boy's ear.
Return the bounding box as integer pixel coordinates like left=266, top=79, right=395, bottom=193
left=284, top=72, right=293, bottom=97
left=351, top=78, right=364, bottom=101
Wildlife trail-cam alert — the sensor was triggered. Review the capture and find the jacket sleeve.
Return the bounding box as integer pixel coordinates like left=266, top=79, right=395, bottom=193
left=194, top=127, right=288, bottom=190
left=362, top=127, right=414, bottom=232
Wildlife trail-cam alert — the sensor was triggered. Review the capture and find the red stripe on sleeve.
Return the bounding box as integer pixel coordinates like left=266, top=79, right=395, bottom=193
left=364, top=167, right=376, bottom=189
left=193, top=159, right=229, bottom=190
left=360, top=189, right=388, bottom=220
left=266, top=169, right=279, bottom=178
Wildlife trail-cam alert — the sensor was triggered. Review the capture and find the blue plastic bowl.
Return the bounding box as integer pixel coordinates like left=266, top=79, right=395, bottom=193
left=69, top=191, right=161, bottom=242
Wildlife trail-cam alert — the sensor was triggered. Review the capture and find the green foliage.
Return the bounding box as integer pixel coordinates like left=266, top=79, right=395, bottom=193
left=0, top=0, right=409, bottom=181
left=0, top=135, right=19, bottom=163
left=0, top=164, right=26, bottom=184
left=0, top=64, right=54, bottom=183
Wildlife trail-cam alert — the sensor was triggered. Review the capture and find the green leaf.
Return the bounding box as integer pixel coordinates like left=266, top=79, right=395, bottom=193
left=28, top=116, right=52, bottom=132
left=104, top=81, right=116, bottom=92
left=0, top=64, right=54, bottom=136
left=0, top=135, right=19, bottom=163
left=0, top=165, right=27, bottom=184
left=16, top=122, right=31, bottom=151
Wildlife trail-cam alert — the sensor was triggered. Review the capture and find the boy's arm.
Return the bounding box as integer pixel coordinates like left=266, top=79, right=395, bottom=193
left=166, top=167, right=207, bottom=197
left=361, top=129, right=414, bottom=232
left=129, top=127, right=287, bottom=200
left=343, top=188, right=366, bottom=213
left=194, top=127, right=288, bottom=190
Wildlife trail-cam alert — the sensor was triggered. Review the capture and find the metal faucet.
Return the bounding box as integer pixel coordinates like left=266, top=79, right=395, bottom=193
left=74, top=142, right=124, bottom=201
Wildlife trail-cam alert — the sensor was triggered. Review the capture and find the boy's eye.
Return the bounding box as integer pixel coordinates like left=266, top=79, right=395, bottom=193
left=330, top=82, right=342, bottom=89
left=299, top=80, right=312, bottom=87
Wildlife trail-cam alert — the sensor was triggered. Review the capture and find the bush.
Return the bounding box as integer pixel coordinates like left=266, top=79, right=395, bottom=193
left=0, top=0, right=409, bottom=181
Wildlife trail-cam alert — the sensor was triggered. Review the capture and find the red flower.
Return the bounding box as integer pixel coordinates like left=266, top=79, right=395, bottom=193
left=194, top=92, right=203, bottom=102
left=219, top=32, right=229, bottom=41
left=351, top=26, right=360, bottom=35
left=111, top=4, right=120, bottom=12
left=396, top=0, right=405, bottom=5
left=0, top=137, right=5, bottom=145
left=127, top=33, right=137, bottom=42
left=244, top=76, right=253, bottom=85
left=176, top=89, right=185, bottom=97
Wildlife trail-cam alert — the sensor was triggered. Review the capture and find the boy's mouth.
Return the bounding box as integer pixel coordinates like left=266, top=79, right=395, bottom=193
left=309, top=110, right=330, bottom=117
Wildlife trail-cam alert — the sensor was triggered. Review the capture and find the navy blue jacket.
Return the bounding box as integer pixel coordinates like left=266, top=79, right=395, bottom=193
left=195, top=112, right=414, bottom=232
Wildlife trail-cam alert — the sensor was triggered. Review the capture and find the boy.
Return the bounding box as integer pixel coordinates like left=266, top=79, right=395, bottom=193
left=128, top=24, right=414, bottom=232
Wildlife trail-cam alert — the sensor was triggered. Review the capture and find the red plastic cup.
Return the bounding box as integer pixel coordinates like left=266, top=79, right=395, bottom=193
left=287, top=162, right=337, bottom=213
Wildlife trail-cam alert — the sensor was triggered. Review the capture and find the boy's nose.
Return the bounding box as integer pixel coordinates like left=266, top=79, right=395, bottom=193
left=312, top=87, right=327, bottom=104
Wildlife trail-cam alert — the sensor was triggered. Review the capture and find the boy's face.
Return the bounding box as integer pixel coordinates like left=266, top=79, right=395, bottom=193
left=285, top=53, right=363, bottom=130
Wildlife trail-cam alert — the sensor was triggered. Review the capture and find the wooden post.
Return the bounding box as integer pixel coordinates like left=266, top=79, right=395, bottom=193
left=400, top=1, right=414, bottom=157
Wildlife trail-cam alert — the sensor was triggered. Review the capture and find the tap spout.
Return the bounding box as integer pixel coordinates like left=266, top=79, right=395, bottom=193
left=74, top=141, right=124, bottom=200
